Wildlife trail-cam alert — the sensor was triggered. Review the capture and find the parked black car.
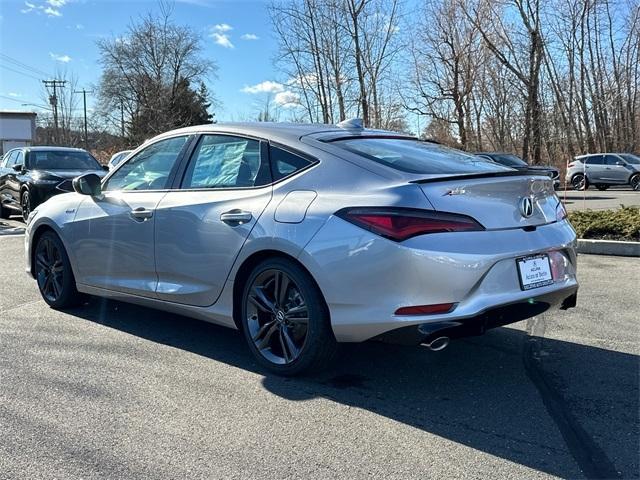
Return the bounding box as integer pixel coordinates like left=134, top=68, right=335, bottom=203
left=0, top=146, right=106, bottom=221
left=475, top=152, right=561, bottom=189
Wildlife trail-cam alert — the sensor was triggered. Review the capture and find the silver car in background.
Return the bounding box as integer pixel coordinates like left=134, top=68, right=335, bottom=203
left=24, top=121, right=578, bottom=375
left=566, top=153, right=640, bottom=190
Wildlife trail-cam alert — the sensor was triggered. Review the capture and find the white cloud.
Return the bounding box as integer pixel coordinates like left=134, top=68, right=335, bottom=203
left=21, top=1, right=64, bottom=16
left=240, top=33, right=259, bottom=41
left=8, top=92, right=22, bottom=98
left=75, top=23, right=84, bottom=29
left=274, top=91, right=300, bottom=108
left=241, top=81, right=284, bottom=94
left=49, top=52, right=71, bottom=62
left=21, top=2, right=36, bottom=13
left=211, top=32, right=233, bottom=48
left=212, top=23, right=232, bottom=32
left=44, top=7, right=61, bottom=16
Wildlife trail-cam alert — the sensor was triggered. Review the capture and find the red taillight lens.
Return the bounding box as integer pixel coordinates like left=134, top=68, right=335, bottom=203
left=567, top=163, right=576, bottom=168
left=395, top=303, right=456, bottom=316
left=336, top=207, right=484, bottom=241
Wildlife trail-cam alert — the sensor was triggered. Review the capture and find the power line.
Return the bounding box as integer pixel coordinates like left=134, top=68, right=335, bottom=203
left=0, top=53, right=50, bottom=78
left=0, top=64, right=42, bottom=82
left=0, top=94, right=50, bottom=110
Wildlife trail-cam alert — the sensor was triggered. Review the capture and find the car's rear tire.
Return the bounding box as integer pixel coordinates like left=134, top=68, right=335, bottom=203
left=596, top=184, right=609, bottom=191
left=630, top=174, right=640, bottom=191
left=240, top=258, right=337, bottom=376
left=34, top=231, right=84, bottom=308
left=571, top=173, right=588, bottom=191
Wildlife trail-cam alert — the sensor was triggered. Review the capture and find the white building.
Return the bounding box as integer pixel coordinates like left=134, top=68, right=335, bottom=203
left=0, top=111, right=37, bottom=155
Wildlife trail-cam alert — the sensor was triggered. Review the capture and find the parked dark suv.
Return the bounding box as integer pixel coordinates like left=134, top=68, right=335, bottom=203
left=474, top=152, right=561, bottom=189
left=0, top=146, right=106, bottom=221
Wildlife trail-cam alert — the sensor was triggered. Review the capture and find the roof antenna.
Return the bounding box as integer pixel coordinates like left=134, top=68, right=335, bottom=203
left=337, top=118, right=364, bottom=130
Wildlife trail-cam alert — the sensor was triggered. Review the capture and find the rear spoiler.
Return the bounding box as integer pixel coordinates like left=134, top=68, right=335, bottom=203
left=409, top=170, right=552, bottom=184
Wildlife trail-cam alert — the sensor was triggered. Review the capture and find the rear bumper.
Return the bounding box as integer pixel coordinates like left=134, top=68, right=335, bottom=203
left=373, top=286, right=578, bottom=345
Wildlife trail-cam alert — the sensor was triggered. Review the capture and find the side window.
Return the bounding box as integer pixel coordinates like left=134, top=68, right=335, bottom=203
left=585, top=156, right=604, bottom=165
left=104, top=136, right=189, bottom=191
left=269, top=146, right=313, bottom=181
left=14, top=151, right=24, bottom=167
left=4, top=151, right=17, bottom=167
left=604, top=155, right=621, bottom=166
left=182, top=135, right=269, bottom=189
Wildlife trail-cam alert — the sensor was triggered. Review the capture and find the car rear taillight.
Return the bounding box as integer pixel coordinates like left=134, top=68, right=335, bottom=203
left=335, top=207, right=485, bottom=241
left=567, top=163, right=576, bottom=168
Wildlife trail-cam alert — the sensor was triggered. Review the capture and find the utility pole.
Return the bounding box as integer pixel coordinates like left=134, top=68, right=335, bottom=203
left=120, top=100, right=125, bottom=138
left=42, top=79, right=66, bottom=145
left=74, top=88, right=92, bottom=149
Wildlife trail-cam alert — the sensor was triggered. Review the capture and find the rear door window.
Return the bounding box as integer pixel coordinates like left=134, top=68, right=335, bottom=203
left=182, top=135, right=270, bottom=189
left=585, top=156, right=604, bottom=165
left=332, top=138, right=510, bottom=174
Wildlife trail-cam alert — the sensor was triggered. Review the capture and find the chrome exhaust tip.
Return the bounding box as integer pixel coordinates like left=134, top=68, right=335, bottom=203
left=424, top=336, right=450, bottom=352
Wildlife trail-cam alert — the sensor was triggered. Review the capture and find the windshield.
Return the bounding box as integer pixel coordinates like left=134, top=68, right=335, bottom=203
left=28, top=150, right=101, bottom=170
left=619, top=154, right=640, bottom=165
left=333, top=138, right=512, bottom=175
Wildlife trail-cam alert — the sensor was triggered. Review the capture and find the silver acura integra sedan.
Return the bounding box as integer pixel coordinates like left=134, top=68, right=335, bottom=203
left=25, top=120, right=578, bottom=375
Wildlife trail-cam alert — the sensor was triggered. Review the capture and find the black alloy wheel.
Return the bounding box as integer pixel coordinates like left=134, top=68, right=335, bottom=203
left=241, top=258, right=337, bottom=375
left=34, top=231, right=83, bottom=308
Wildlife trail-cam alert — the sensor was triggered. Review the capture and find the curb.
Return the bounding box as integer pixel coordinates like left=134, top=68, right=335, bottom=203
left=577, top=239, right=640, bottom=257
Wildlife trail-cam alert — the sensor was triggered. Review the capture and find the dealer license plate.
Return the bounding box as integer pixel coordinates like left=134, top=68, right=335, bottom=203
left=516, top=254, right=554, bottom=291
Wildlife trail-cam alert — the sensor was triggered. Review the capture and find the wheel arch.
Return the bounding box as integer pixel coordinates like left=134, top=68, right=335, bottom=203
left=29, top=222, right=76, bottom=279
left=231, top=249, right=329, bottom=331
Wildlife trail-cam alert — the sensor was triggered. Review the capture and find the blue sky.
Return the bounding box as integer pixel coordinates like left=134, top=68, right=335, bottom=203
left=0, top=0, right=285, bottom=121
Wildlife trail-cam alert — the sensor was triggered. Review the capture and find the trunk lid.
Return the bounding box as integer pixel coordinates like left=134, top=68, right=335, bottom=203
left=414, top=173, right=558, bottom=230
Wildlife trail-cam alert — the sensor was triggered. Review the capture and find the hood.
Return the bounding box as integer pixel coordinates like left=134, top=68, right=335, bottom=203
left=31, top=169, right=106, bottom=180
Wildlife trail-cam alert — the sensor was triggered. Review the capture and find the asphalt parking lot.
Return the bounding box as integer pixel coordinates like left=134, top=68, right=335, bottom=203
left=559, top=187, right=640, bottom=211
left=0, top=234, right=638, bottom=479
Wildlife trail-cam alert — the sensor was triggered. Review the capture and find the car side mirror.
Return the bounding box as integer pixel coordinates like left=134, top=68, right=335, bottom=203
left=616, top=161, right=624, bottom=166
left=102, top=164, right=109, bottom=171
left=73, top=173, right=102, bottom=196
left=12, top=163, right=23, bottom=172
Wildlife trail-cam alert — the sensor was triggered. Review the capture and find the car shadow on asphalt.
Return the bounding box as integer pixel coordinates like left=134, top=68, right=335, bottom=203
left=68, top=297, right=638, bottom=479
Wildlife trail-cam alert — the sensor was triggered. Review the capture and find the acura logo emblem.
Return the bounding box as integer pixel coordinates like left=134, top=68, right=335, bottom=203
left=520, top=196, right=534, bottom=218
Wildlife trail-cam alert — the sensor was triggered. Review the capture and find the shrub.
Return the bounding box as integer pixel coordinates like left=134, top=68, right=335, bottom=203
left=567, top=206, right=640, bottom=241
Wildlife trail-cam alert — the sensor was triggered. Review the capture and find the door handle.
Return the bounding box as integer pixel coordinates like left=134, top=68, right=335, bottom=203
left=130, top=207, right=153, bottom=221
left=220, top=209, right=252, bottom=225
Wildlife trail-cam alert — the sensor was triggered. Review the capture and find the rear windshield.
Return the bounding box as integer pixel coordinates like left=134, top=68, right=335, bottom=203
left=28, top=150, right=101, bottom=170
left=489, top=153, right=528, bottom=167
left=333, top=138, right=512, bottom=175
left=619, top=154, right=640, bottom=165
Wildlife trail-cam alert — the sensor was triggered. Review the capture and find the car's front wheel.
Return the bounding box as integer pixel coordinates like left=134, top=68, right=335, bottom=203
left=21, top=190, right=32, bottom=222
left=34, top=231, right=83, bottom=308
left=571, top=173, right=588, bottom=191
left=630, top=174, right=640, bottom=191
left=240, top=258, right=337, bottom=376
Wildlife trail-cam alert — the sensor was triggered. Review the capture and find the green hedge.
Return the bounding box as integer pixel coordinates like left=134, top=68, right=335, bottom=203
left=568, top=206, right=640, bottom=241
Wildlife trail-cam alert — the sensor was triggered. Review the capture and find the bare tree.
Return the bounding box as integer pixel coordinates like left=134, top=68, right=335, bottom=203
left=96, top=2, right=216, bottom=141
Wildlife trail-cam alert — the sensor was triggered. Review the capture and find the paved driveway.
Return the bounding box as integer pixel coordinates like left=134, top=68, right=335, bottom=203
left=0, top=236, right=638, bottom=479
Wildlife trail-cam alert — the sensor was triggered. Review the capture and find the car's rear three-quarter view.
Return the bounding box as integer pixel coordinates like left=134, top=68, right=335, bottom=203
left=24, top=120, right=579, bottom=375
